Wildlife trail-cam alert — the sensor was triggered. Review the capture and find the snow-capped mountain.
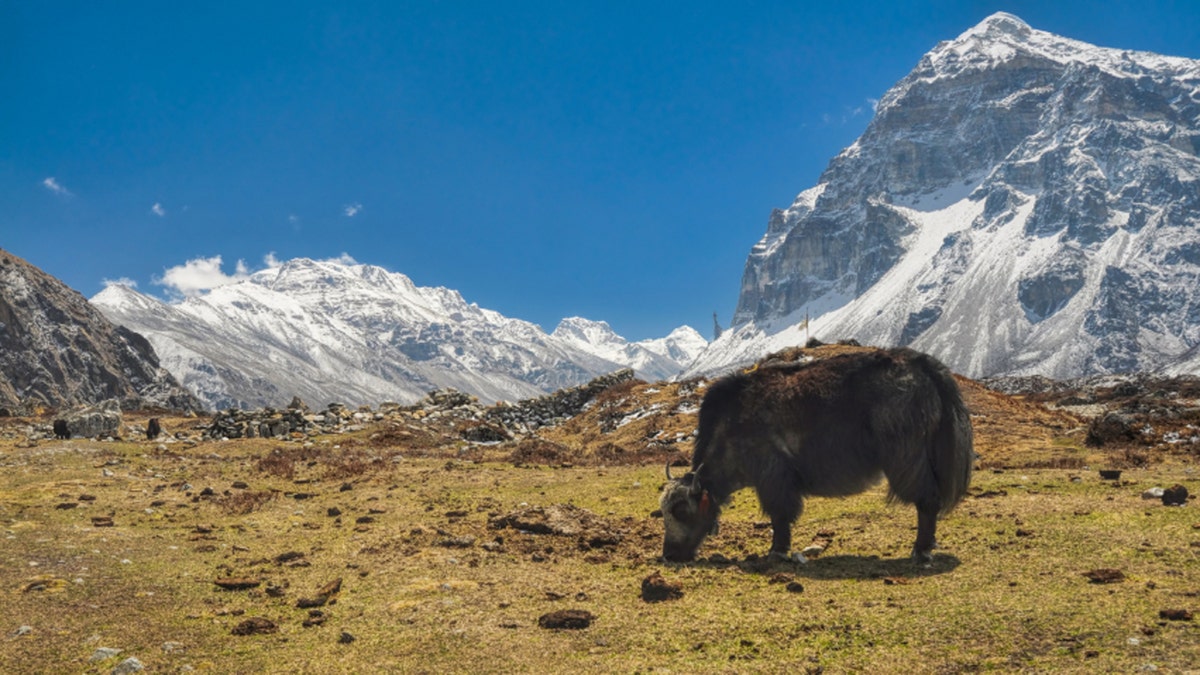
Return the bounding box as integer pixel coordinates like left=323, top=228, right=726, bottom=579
left=551, top=318, right=707, bottom=382
left=688, top=12, right=1200, bottom=379
left=91, top=257, right=704, bottom=410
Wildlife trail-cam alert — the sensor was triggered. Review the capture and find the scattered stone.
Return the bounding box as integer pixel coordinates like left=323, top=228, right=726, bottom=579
left=538, top=609, right=595, bottom=630
left=161, top=642, right=185, bottom=653
left=338, top=631, right=356, bottom=644
left=437, top=535, right=476, bottom=548
left=640, top=572, right=683, bottom=603
left=327, top=507, right=342, bottom=517
left=231, top=481, right=249, bottom=490
left=230, top=617, right=278, bottom=636
left=1162, top=484, right=1189, bottom=506
left=1142, top=487, right=1165, bottom=500
left=112, top=657, right=145, bottom=674
left=91, top=516, right=114, bottom=527
left=11, top=625, right=32, bottom=638
left=275, top=551, right=306, bottom=564
left=1159, top=609, right=1193, bottom=621
left=90, top=647, right=122, bottom=662
left=1083, top=568, right=1125, bottom=584
left=214, top=577, right=261, bottom=591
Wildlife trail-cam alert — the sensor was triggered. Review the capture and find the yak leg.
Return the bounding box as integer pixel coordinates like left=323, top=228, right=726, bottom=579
left=760, top=488, right=804, bottom=562
left=912, top=503, right=938, bottom=565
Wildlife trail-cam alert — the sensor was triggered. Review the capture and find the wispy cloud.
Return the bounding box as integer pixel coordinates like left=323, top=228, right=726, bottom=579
left=102, top=277, right=138, bottom=289
left=154, top=255, right=250, bottom=298
left=42, top=177, right=73, bottom=197
left=151, top=202, right=166, bottom=217
left=325, top=252, right=358, bottom=265
left=343, top=203, right=362, bottom=217
left=263, top=252, right=282, bottom=268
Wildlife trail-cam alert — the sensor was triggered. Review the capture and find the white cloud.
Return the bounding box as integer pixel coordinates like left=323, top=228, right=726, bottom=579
left=263, top=252, right=282, bottom=268
left=154, top=255, right=250, bottom=298
left=151, top=202, right=166, bottom=217
left=323, top=252, right=358, bottom=265
left=102, top=277, right=138, bottom=289
left=42, top=177, right=73, bottom=197
left=343, top=203, right=362, bottom=217
left=868, top=97, right=880, bottom=112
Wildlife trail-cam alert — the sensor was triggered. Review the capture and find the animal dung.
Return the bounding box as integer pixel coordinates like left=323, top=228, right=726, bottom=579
left=537, top=609, right=595, bottom=630
left=1083, top=568, right=1125, bottom=584
left=640, top=572, right=683, bottom=603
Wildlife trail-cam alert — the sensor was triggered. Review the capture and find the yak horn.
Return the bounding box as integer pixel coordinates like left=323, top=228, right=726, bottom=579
left=665, top=461, right=674, bottom=481
left=689, top=463, right=705, bottom=496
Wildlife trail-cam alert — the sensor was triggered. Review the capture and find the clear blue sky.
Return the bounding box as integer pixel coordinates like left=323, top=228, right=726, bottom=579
left=3, top=1, right=1197, bottom=341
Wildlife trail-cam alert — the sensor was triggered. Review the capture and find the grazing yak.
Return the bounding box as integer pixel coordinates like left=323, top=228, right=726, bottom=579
left=147, top=418, right=162, bottom=440
left=660, top=347, right=974, bottom=565
left=53, top=419, right=70, bottom=440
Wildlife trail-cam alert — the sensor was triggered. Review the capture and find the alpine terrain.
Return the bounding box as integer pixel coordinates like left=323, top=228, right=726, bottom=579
left=689, top=12, right=1200, bottom=379
left=91, top=257, right=706, bottom=410
left=0, top=248, right=199, bottom=413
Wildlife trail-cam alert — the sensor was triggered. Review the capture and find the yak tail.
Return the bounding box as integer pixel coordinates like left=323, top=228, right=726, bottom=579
left=915, top=353, right=975, bottom=516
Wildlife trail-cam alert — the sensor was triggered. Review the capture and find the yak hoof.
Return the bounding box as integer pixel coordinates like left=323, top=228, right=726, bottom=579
left=769, top=550, right=807, bottom=564
left=911, top=549, right=933, bottom=567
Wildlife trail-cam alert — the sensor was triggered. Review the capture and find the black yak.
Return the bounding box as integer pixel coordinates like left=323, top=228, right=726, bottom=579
left=53, top=419, right=70, bottom=440
left=660, top=347, right=974, bottom=565
left=147, top=418, right=162, bottom=440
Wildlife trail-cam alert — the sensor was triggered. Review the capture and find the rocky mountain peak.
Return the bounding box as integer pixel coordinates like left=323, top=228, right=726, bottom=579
left=694, top=14, right=1200, bottom=381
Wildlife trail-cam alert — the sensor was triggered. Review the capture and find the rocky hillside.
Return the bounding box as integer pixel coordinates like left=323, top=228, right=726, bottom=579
left=0, top=248, right=199, bottom=414
left=692, top=12, right=1200, bottom=380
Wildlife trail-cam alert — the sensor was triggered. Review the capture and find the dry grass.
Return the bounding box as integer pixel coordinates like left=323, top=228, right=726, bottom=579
left=2, top=368, right=1200, bottom=673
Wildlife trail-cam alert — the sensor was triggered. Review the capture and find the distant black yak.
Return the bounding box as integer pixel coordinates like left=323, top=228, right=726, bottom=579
left=660, top=347, right=974, bottom=565
left=147, top=418, right=162, bottom=440
left=53, top=419, right=70, bottom=440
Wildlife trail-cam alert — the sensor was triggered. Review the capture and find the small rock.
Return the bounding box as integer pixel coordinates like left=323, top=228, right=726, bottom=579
left=1142, top=487, right=1165, bottom=500
left=338, top=631, right=356, bottom=644
left=90, top=647, right=122, bottom=662
left=161, top=642, right=185, bottom=653
left=91, top=516, right=114, bottom=527
left=11, top=625, right=32, bottom=637
left=112, top=657, right=144, bottom=674
left=538, top=609, right=595, bottom=630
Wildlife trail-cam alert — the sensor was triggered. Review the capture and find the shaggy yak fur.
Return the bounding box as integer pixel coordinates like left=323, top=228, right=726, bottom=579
left=660, top=348, right=974, bottom=564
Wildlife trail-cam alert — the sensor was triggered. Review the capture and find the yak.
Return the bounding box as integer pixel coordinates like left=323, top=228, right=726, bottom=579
left=53, top=419, right=70, bottom=440
left=660, top=347, right=974, bottom=565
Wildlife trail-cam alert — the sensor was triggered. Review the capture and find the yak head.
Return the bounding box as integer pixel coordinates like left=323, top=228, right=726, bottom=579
left=659, top=463, right=720, bottom=562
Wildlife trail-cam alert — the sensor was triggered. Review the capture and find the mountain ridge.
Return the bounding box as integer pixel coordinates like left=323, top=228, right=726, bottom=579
left=92, top=257, right=705, bottom=410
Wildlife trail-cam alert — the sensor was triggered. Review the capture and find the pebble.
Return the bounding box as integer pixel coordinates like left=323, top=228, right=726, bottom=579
left=90, top=647, right=122, bottom=662
left=112, top=657, right=145, bottom=674
left=1142, top=487, right=1165, bottom=500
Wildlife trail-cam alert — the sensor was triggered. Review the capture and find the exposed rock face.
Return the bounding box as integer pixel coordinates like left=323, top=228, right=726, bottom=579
left=0, top=249, right=200, bottom=413
left=694, top=12, right=1200, bottom=379
left=63, top=399, right=123, bottom=439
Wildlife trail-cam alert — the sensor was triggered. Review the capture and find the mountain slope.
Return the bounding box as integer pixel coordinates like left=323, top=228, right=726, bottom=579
left=92, top=258, right=704, bottom=410
left=689, top=12, right=1200, bottom=379
left=0, top=248, right=199, bottom=413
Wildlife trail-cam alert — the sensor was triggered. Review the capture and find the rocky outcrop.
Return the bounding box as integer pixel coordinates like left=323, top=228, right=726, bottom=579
left=0, top=249, right=201, bottom=414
